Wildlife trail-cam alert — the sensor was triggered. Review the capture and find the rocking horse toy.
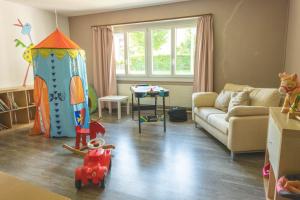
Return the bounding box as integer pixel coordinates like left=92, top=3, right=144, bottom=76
left=63, top=120, right=115, bottom=156
left=278, top=72, right=300, bottom=120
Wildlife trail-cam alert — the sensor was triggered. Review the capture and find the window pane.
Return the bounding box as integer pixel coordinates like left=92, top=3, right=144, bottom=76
left=151, top=29, right=171, bottom=75
left=114, top=33, right=125, bottom=74
left=175, top=27, right=196, bottom=75
left=127, top=31, right=145, bottom=74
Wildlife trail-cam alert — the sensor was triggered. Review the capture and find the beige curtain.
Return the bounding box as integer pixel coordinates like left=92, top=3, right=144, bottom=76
left=193, top=15, right=214, bottom=92
left=92, top=26, right=117, bottom=102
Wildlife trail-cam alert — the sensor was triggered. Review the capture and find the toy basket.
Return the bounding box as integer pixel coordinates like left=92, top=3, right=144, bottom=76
left=276, top=174, right=300, bottom=199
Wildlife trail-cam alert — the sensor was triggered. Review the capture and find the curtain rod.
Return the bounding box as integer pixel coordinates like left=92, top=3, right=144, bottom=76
left=91, top=13, right=212, bottom=28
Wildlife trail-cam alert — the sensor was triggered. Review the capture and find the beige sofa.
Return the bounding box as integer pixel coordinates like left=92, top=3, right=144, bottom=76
left=192, top=83, right=281, bottom=159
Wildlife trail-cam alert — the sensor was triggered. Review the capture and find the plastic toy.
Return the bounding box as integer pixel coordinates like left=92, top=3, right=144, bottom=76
left=63, top=120, right=114, bottom=156
left=290, top=94, right=300, bottom=121
left=276, top=175, right=300, bottom=199
left=278, top=73, right=300, bottom=119
left=75, top=138, right=112, bottom=189
left=88, top=84, right=98, bottom=114
left=262, top=162, right=270, bottom=178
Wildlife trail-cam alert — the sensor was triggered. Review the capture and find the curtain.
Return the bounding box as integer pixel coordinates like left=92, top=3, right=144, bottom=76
left=92, top=26, right=117, bottom=104
left=193, top=15, right=214, bottom=92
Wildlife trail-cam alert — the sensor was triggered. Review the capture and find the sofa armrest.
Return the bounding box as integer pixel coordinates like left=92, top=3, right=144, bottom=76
left=226, top=106, right=269, bottom=121
left=192, top=92, right=218, bottom=108
left=227, top=115, right=269, bottom=152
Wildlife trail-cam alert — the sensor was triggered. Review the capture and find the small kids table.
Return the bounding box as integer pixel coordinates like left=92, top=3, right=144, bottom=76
left=130, top=85, right=169, bottom=134
left=98, top=96, right=129, bottom=120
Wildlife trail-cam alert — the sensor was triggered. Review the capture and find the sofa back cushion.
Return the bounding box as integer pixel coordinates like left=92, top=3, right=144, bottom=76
left=249, top=88, right=281, bottom=107
left=223, top=83, right=252, bottom=92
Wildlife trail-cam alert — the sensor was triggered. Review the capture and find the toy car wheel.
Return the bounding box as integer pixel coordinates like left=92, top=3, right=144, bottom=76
left=75, top=180, right=82, bottom=189
left=100, top=176, right=106, bottom=189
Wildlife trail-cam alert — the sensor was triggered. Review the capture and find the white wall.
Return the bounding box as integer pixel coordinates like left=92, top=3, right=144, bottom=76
left=118, top=83, right=193, bottom=107
left=0, top=0, right=70, bottom=88
left=69, top=0, right=289, bottom=108
left=285, top=0, right=300, bottom=75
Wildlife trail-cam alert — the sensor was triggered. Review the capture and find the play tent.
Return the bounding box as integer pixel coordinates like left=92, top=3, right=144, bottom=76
left=31, top=29, right=90, bottom=137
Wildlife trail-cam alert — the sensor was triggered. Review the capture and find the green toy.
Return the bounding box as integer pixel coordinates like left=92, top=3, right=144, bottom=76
left=88, top=84, right=98, bottom=114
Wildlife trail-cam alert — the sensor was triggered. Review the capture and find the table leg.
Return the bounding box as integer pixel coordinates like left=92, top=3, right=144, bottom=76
left=163, top=96, right=166, bottom=132
left=127, top=99, right=130, bottom=115
left=98, top=99, right=102, bottom=118
left=108, top=102, right=112, bottom=115
left=132, top=93, right=134, bottom=119
left=117, top=101, right=121, bottom=120
left=138, top=97, right=141, bottom=134
left=155, top=96, right=157, bottom=116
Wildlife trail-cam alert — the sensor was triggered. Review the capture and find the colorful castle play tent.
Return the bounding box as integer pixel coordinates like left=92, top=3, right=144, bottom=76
left=31, top=29, right=90, bottom=137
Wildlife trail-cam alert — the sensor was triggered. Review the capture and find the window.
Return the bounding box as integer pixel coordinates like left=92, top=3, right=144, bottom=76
left=127, top=31, right=146, bottom=74
left=151, top=29, right=171, bottom=75
left=113, top=19, right=196, bottom=80
left=175, top=27, right=196, bottom=75
left=114, top=33, right=125, bottom=74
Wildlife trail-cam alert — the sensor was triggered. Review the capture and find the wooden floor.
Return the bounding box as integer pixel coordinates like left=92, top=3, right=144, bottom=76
left=0, top=111, right=265, bottom=200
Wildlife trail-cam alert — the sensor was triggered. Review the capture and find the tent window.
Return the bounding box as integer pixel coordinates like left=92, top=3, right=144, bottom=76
left=70, top=76, right=84, bottom=105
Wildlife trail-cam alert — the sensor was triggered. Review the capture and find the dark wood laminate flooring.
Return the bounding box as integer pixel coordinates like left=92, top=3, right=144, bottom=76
left=0, top=112, right=265, bottom=200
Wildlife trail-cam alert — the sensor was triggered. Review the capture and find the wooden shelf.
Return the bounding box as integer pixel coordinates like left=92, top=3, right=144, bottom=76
left=0, top=110, right=10, bottom=114
left=263, top=177, right=272, bottom=200
left=11, top=107, right=28, bottom=111
left=0, top=86, right=35, bottom=134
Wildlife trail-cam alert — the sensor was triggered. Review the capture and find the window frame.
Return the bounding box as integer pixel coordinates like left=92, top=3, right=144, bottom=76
left=113, top=19, right=197, bottom=82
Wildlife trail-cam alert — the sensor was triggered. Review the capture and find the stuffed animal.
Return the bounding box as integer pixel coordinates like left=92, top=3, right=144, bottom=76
left=278, top=72, right=300, bottom=115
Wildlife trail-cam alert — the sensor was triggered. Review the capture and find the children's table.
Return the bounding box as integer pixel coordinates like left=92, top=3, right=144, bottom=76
left=130, top=85, right=169, bottom=134
left=98, top=96, right=129, bottom=120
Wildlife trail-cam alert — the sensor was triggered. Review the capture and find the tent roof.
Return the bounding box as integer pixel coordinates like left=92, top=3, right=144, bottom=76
left=34, top=28, right=80, bottom=49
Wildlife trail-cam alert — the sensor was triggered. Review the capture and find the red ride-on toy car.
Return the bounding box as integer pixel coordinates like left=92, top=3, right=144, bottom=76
left=75, top=138, right=112, bottom=189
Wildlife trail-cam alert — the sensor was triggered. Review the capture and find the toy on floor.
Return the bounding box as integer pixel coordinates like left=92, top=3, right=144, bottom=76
left=276, top=175, right=300, bottom=199
left=63, top=120, right=115, bottom=156
left=278, top=72, right=300, bottom=119
left=75, top=137, right=112, bottom=189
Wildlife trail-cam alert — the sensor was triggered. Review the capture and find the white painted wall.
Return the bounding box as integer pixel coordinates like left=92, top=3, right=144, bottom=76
left=118, top=83, right=193, bottom=107
left=0, top=0, right=70, bottom=88
left=285, top=0, right=300, bottom=75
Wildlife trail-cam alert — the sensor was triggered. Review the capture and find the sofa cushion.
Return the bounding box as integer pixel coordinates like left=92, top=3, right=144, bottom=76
left=207, top=114, right=229, bottom=135
left=214, top=90, right=232, bottom=112
left=223, top=83, right=252, bottom=92
left=194, top=107, right=225, bottom=120
left=225, top=106, right=269, bottom=121
left=249, top=88, right=281, bottom=107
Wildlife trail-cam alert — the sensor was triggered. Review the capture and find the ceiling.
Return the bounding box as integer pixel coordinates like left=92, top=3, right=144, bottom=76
left=5, top=0, right=190, bottom=16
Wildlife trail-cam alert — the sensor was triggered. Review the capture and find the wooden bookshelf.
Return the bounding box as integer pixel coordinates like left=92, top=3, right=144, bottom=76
left=0, top=86, right=35, bottom=134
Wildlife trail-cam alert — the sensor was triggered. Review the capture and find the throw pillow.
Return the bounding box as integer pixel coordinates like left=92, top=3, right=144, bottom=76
left=214, top=90, right=232, bottom=112
left=228, top=91, right=250, bottom=112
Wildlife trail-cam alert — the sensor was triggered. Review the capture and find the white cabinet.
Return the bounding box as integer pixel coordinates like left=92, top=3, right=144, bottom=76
left=264, top=107, right=300, bottom=200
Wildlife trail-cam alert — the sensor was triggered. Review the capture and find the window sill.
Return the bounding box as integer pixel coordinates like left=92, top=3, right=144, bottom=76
left=116, top=76, right=193, bottom=83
